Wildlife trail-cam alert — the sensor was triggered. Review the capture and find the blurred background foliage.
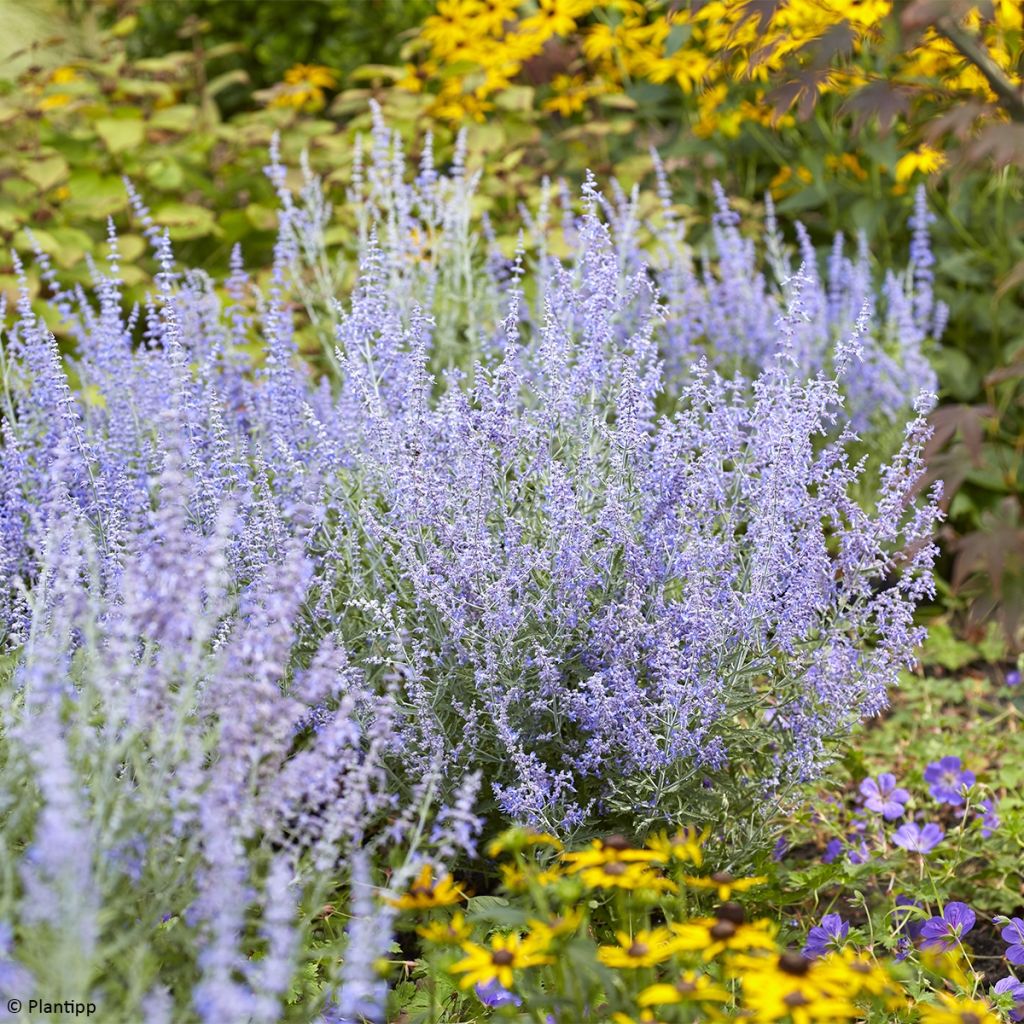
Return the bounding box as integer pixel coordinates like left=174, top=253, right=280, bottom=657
left=1, top=0, right=1023, bottom=647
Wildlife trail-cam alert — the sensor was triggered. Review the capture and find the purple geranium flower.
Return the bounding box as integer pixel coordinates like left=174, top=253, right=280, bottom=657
left=860, top=773, right=910, bottom=820
left=977, top=799, right=1000, bottom=838
left=892, top=822, right=944, bottom=854
left=919, top=902, right=975, bottom=951
left=1001, top=918, right=1024, bottom=966
left=803, top=913, right=849, bottom=959
left=995, top=976, right=1024, bottom=1022
left=1007, top=670, right=1021, bottom=688
left=821, top=838, right=843, bottom=864
left=475, top=980, right=522, bottom=1008
left=923, top=756, right=975, bottom=806
left=894, top=895, right=926, bottom=941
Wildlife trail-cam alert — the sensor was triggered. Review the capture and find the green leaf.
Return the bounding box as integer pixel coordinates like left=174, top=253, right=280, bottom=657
left=63, top=171, right=130, bottom=220
left=95, top=118, right=145, bottom=155
left=149, top=105, right=199, bottom=134
left=154, top=202, right=219, bottom=240
left=21, top=154, right=70, bottom=192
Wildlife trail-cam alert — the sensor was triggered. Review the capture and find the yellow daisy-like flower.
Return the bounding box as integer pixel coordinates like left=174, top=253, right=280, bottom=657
left=416, top=911, right=472, bottom=945
left=738, top=951, right=858, bottom=1024
left=562, top=834, right=659, bottom=871
left=269, top=63, right=337, bottom=110
left=671, top=916, right=777, bottom=960
left=38, top=94, right=72, bottom=111
left=385, top=864, right=464, bottom=910
left=919, top=993, right=1001, bottom=1024
left=597, top=927, right=679, bottom=969
left=816, top=947, right=894, bottom=998
left=499, top=861, right=561, bottom=892
left=639, top=969, right=731, bottom=1007
left=894, top=144, right=947, bottom=183
left=645, top=827, right=708, bottom=867
left=49, top=65, right=80, bottom=85
left=487, top=827, right=563, bottom=858
left=449, top=932, right=553, bottom=990
left=682, top=871, right=767, bottom=901
left=422, top=0, right=479, bottom=57
left=520, top=0, right=593, bottom=41
left=525, top=908, right=584, bottom=947
left=577, top=860, right=677, bottom=892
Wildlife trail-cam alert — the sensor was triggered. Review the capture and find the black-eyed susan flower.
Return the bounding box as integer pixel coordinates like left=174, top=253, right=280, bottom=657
left=499, top=861, right=560, bottom=892
left=268, top=64, right=337, bottom=111
left=645, top=826, right=708, bottom=867
left=683, top=870, right=767, bottom=901
left=487, top=827, right=563, bottom=858
left=816, top=948, right=894, bottom=999
left=577, top=859, right=677, bottom=893
left=385, top=864, right=464, bottom=910
left=416, top=911, right=472, bottom=945
left=563, top=834, right=660, bottom=871
left=449, top=932, right=553, bottom=990
left=639, top=969, right=731, bottom=1008
left=671, top=915, right=777, bottom=959
left=738, top=952, right=858, bottom=1024
left=918, top=992, right=1001, bottom=1024
left=597, top=927, right=679, bottom=969
left=525, top=908, right=583, bottom=947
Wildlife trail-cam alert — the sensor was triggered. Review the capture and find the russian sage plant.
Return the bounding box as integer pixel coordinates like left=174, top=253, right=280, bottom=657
left=0, top=113, right=940, bottom=1018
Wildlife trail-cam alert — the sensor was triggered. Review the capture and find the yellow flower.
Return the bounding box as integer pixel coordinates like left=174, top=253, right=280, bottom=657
left=919, top=993, right=1001, bottom=1024
left=385, top=864, right=465, bottom=910
left=525, top=908, right=583, bottom=946
left=520, top=0, right=593, bottom=41
left=472, top=0, right=521, bottom=34
left=577, top=860, right=677, bottom=892
left=542, top=73, right=599, bottom=116
left=738, top=951, right=858, bottom=1024
left=450, top=932, right=553, bottom=990
left=487, top=827, right=562, bottom=858
left=597, top=927, right=679, bottom=969
left=422, top=0, right=480, bottom=57
left=894, top=144, right=947, bottom=182
left=417, top=911, right=472, bottom=945
left=269, top=63, right=337, bottom=110
left=562, top=834, right=659, bottom=871
left=498, top=861, right=561, bottom=892
left=816, top=948, right=893, bottom=998
left=39, top=94, right=71, bottom=111
left=682, top=871, right=767, bottom=901
left=639, top=969, right=731, bottom=1007
left=671, top=916, right=777, bottom=960
left=645, top=827, right=708, bottom=867
left=49, top=65, right=79, bottom=85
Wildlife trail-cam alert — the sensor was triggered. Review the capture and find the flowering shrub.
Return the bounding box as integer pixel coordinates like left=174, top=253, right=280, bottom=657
left=0, top=116, right=944, bottom=1016
left=2, top=116, right=942, bottom=837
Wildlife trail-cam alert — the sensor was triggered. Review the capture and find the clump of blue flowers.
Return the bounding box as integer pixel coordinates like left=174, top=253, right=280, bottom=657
left=0, top=114, right=941, bottom=1019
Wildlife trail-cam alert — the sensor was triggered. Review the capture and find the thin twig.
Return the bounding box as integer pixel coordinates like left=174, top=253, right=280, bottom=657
left=935, top=14, right=1024, bottom=123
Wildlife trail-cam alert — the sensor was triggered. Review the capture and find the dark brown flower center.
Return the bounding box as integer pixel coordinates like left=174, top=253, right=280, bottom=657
left=628, top=942, right=650, bottom=957
left=676, top=980, right=697, bottom=994
left=961, top=1015, right=981, bottom=1024
left=711, top=871, right=733, bottom=883
left=492, top=950, right=515, bottom=966
left=779, top=952, right=810, bottom=976
left=784, top=991, right=810, bottom=1008
left=716, top=901, right=746, bottom=924
left=602, top=861, right=627, bottom=876
left=710, top=920, right=737, bottom=940
left=602, top=834, right=631, bottom=851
